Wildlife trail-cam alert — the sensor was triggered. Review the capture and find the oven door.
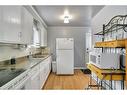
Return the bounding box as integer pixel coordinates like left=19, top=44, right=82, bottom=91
left=14, top=76, right=31, bottom=90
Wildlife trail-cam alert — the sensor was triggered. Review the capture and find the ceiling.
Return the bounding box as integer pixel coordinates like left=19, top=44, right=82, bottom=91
left=34, top=6, right=104, bottom=27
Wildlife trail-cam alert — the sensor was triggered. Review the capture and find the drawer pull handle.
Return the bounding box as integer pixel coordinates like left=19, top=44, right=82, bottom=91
left=8, top=85, right=13, bottom=89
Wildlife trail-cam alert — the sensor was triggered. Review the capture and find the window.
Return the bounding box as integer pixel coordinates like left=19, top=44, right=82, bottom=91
left=31, top=20, right=40, bottom=47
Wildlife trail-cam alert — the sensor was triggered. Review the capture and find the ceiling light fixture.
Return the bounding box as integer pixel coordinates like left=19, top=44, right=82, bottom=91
left=59, top=10, right=72, bottom=24
left=64, top=16, right=69, bottom=23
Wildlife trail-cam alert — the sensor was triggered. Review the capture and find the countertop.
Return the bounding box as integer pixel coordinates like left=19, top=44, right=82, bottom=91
left=0, top=54, right=51, bottom=88
left=0, top=54, right=51, bottom=70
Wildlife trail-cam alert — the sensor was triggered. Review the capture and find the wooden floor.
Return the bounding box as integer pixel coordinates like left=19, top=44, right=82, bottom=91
left=43, top=70, right=90, bottom=90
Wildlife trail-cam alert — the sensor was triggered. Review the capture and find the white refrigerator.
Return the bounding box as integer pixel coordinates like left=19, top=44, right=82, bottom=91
left=56, top=38, right=74, bottom=75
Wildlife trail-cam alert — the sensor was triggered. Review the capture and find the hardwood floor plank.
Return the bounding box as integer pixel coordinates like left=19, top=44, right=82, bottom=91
left=43, top=70, right=90, bottom=90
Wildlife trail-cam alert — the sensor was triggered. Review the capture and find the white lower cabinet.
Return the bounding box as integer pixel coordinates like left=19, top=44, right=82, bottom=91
left=39, top=65, right=45, bottom=88
left=30, top=64, right=40, bottom=90
left=39, top=56, right=52, bottom=89
left=30, top=56, right=52, bottom=89
left=30, top=71, right=40, bottom=90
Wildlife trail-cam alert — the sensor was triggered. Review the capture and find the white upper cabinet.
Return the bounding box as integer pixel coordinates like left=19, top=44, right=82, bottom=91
left=0, top=7, right=3, bottom=41
left=21, top=7, right=33, bottom=44
left=44, top=28, right=47, bottom=46
left=40, top=25, right=47, bottom=47
left=0, top=6, right=33, bottom=44
left=2, top=6, right=22, bottom=43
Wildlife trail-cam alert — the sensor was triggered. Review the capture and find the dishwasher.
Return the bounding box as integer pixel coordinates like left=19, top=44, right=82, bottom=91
left=14, top=70, right=31, bottom=90
left=14, top=73, right=31, bottom=90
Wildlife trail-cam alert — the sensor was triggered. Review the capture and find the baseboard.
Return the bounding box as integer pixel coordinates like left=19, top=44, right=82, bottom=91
left=74, top=67, right=86, bottom=69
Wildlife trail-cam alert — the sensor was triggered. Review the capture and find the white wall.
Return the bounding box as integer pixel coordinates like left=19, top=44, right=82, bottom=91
left=92, top=5, right=127, bottom=44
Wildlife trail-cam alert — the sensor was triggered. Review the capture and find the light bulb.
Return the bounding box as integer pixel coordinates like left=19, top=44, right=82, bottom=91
left=64, top=16, right=69, bottom=23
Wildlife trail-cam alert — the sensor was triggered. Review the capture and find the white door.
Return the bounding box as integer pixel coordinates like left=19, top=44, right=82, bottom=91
left=85, top=31, right=92, bottom=64
left=56, top=38, right=74, bottom=50
left=56, top=50, right=74, bottom=74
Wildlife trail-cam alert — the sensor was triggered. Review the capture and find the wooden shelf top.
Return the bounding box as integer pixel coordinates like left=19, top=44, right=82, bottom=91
left=87, top=63, right=125, bottom=80
left=95, top=39, right=127, bottom=48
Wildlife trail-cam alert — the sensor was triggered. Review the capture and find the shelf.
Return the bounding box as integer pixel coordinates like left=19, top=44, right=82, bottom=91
left=95, top=39, right=126, bottom=48
left=94, top=24, right=127, bottom=35
left=94, top=15, right=127, bottom=36
left=87, top=64, right=125, bottom=81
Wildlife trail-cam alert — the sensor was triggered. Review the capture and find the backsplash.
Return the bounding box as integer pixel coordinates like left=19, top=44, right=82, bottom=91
left=41, top=47, right=51, bottom=55
left=0, top=45, right=41, bottom=62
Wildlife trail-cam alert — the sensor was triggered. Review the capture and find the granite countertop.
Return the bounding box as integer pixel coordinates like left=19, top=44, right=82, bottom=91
left=0, top=54, right=51, bottom=70
left=0, top=54, right=51, bottom=88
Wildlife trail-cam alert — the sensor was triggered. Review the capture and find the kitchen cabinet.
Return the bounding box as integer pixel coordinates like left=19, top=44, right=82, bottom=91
left=0, top=7, right=4, bottom=41
left=39, top=56, right=52, bottom=88
left=40, top=25, right=47, bottom=47
left=45, top=63, right=50, bottom=78
left=0, top=6, right=33, bottom=44
left=30, top=64, right=40, bottom=90
left=31, top=71, right=40, bottom=90
left=2, top=6, right=22, bottom=43
left=30, top=56, right=52, bottom=89
left=21, top=7, right=33, bottom=44
left=39, top=64, right=45, bottom=88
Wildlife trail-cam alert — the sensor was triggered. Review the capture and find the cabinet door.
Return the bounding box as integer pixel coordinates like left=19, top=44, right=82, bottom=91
left=30, top=72, right=40, bottom=90
left=0, top=7, right=4, bottom=41
left=43, top=28, right=47, bottom=46
left=39, top=57, right=52, bottom=89
left=40, top=65, right=45, bottom=88
left=49, top=56, right=52, bottom=72
left=2, top=6, right=22, bottom=43
left=40, top=26, right=47, bottom=47
left=45, top=62, right=50, bottom=79
left=21, top=7, right=33, bottom=44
